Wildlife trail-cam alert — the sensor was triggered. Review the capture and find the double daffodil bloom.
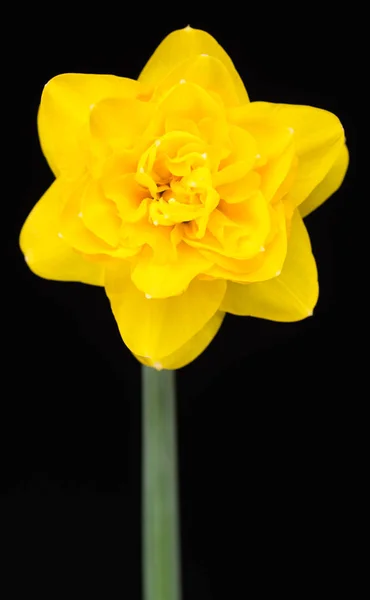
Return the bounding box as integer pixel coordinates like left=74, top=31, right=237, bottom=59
left=20, top=27, right=348, bottom=369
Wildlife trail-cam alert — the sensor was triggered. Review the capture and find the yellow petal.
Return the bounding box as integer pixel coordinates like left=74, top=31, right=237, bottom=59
left=105, top=269, right=227, bottom=358
left=204, top=206, right=287, bottom=282
left=134, top=310, right=225, bottom=370
left=131, top=243, right=213, bottom=298
left=153, top=54, right=241, bottom=106
left=228, top=102, right=294, bottom=163
left=191, top=197, right=284, bottom=279
left=229, top=102, right=344, bottom=203
left=59, top=179, right=115, bottom=254
left=213, top=126, right=257, bottom=187
left=138, top=26, right=248, bottom=104
left=119, top=218, right=175, bottom=261
left=299, top=143, right=349, bottom=217
left=38, top=74, right=146, bottom=176
left=205, top=191, right=271, bottom=259
left=81, top=181, right=121, bottom=247
left=220, top=210, right=318, bottom=320
left=20, top=178, right=104, bottom=285
left=156, top=81, right=223, bottom=126
left=284, top=106, right=345, bottom=206
left=102, top=173, right=149, bottom=222
left=234, top=203, right=287, bottom=282
left=90, top=97, right=153, bottom=152
left=101, top=152, right=138, bottom=181
left=259, top=140, right=295, bottom=202
left=165, top=116, right=200, bottom=137
left=216, top=171, right=261, bottom=203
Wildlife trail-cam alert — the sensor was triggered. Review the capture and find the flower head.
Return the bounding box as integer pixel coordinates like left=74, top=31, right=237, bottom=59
left=20, top=27, right=348, bottom=369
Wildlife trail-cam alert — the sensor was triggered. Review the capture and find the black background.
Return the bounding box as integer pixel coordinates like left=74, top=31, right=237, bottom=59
left=4, top=5, right=356, bottom=598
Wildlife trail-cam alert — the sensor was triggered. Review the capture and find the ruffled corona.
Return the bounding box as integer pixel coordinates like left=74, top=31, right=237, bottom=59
left=20, top=27, right=348, bottom=369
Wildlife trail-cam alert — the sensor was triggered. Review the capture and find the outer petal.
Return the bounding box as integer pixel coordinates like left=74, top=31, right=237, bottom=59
left=59, top=178, right=115, bottom=255
left=229, top=102, right=345, bottom=204
left=138, top=26, right=249, bottom=104
left=220, top=210, right=318, bottom=320
left=105, top=267, right=226, bottom=358
left=20, top=178, right=105, bottom=285
left=134, top=311, right=225, bottom=370
left=283, top=105, right=345, bottom=206
left=299, top=143, right=349, bottom=217
left=38, top=74, right=146, bottom=176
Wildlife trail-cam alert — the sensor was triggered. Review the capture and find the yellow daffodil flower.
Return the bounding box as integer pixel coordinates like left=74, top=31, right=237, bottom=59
left=20, top=27, right=348, bottom=370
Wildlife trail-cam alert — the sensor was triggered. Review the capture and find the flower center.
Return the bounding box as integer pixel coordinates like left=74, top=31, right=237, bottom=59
left=135, top=134, right=219, bottom=236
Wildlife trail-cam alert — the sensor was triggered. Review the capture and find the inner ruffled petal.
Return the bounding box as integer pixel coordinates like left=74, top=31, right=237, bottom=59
left=153, top=81, right=224, bottom=133
left=102, top=173, right=150, bottom=222
left=153, top=54, right=242, bottom=107
left=90, top=97, right=154, bottom=153
left=131, top=242, right=213, bottom=298
left=216, top=170, right=261, bottom=203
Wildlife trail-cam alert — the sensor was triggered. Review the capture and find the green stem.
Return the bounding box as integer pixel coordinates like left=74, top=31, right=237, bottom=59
left=142, top=366, right=181, bottom=600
